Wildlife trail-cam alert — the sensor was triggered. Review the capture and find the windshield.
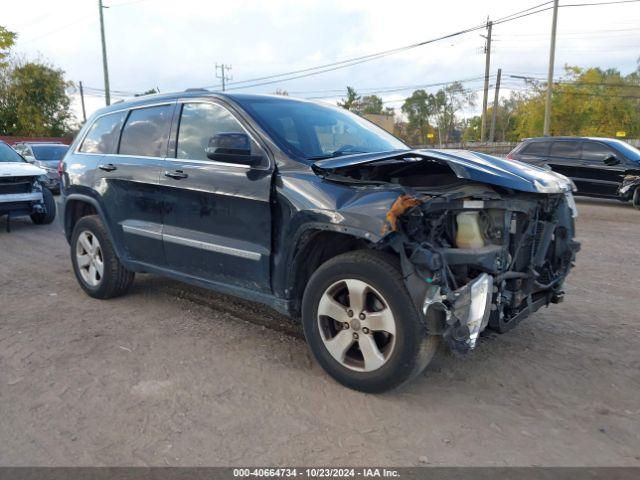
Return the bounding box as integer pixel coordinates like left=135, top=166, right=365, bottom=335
left=234, top=96, right=408, bottom=161
left=0, top=142, right=26, bottom=163
left=609, top=139, right=640, bottom=162
left=31, top=145, right=69, bottom=161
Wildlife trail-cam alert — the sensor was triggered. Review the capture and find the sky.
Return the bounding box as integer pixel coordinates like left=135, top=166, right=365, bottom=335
left=4, top=0, right=640, bottom=122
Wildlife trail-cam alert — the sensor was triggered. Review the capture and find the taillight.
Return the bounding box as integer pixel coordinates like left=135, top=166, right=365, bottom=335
left=57, top=160, right=64, bottom=176
left=505, top=153, right=514, bottom=160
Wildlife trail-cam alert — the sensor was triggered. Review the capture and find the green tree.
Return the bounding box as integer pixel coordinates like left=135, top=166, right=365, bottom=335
left=338, top=86, right=360, bottom=111
left=134, top=88, right=159, bottom=97
left=433, top=82, right=476, bottom=144
left=0, top=26, right=16, bottom=66
left=360, top=94, right=384, bottom=115
left=401, top=89, right=435, bottom=144
left=0, top=59, right=74, bottom=136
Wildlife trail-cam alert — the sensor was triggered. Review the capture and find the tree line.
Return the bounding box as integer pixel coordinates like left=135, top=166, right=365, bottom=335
left=339, top=64, right=640, bottom=145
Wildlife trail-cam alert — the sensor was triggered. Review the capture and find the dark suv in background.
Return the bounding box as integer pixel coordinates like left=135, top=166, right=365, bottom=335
left=508, top=137, right=640, bottom=207
left=60, top=91, right=579, bottom=392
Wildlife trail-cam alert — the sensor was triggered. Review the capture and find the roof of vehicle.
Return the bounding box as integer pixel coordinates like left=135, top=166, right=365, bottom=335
left=15, top=142, right=68, bottom=146
left=521, top=136, right=626, bottom=143
left=93, top=91, right=317, bottom=117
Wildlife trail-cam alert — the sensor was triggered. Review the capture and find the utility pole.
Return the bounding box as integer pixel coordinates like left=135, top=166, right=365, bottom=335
left=543, top=0, right=559, bottom=136
left=480, top=19, right=492, bottom=143
left=489, top=68, right=501, bottom=143
left=98, top=0, right=111, bottom=106
left=79, top=81, right=87, bottom=123
left=215, top=63, right=232, bottom=91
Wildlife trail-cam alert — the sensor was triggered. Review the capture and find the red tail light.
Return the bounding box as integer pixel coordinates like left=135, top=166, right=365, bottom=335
left=505, top=153, right=514, bottom=160
left=57, top=159, right=64, bottom=176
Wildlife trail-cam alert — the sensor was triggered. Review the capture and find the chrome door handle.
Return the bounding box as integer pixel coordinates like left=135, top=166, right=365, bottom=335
left=98, top=163, right=117, bottom=172
left=164, top=170, right=188, bottom=179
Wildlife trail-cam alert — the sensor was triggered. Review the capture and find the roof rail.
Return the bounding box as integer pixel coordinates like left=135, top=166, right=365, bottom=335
left=184, top=88, right=210, bottom=93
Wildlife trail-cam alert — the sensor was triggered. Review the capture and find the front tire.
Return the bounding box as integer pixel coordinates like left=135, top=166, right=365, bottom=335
left=30, top=188, right=56, bottom=224
left=302, top=250, right=439, bottom=393
left=633, top=187, right=640, bottom=210
left=70, top=215, right=135, bottom=299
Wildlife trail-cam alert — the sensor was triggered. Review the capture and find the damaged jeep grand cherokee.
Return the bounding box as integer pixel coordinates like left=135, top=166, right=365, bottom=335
left=61, top=92, right=579, bottom=392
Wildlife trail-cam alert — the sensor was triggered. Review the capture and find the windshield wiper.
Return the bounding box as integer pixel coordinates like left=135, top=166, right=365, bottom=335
left=306, top=149, right=368, bottom=161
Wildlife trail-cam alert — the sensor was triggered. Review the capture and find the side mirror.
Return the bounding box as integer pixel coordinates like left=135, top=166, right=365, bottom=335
left=205, top=132, right=262, bottom=166
left=604, top=155, right=620, bottom=166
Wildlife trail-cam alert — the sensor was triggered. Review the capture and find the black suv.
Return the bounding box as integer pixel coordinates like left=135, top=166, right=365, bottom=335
left=508, top=136, right=640, bottom=207
left=61, top=91, right=579, bottom=392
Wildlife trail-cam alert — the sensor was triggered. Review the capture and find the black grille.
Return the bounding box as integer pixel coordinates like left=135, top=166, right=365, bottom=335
left=0, top=178, right=32, bottom=195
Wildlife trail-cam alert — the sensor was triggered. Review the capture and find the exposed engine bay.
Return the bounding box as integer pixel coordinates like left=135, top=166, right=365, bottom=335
left=314, top=151, right=581, bottom=354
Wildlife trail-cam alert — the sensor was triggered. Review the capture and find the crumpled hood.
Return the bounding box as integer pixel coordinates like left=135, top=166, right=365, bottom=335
left=0, top=162, right=47, bottom=178
left=313, top=148, right=573, bottom=194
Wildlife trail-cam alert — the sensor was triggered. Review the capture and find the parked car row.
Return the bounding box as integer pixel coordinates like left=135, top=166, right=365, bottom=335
left=4, top=91, right=639, bottom=392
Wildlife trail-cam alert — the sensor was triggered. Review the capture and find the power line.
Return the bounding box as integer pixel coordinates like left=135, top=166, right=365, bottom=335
left=201, top=1, right=562, bottom=91
left=207, top=0, right=640, bottom=92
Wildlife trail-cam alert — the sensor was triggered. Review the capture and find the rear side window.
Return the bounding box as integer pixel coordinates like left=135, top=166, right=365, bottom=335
left=582, top=141, right=615, bottom=161
left=119, top=105, right=173, bottom=157
left=520, top=141, right=550, bottom=156
left=176, top=102, right=247, bottom=161
left=79, top=111, right=127, bottom=154
left=550, top=141, right=581, bottom=158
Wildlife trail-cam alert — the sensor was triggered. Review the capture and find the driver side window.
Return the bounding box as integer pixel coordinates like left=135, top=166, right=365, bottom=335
left=176, top=102, right=249, bottom=161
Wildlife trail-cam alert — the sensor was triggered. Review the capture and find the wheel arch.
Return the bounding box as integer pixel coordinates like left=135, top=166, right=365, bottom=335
left=284, top=224, right=394, bottom=318
left=63, top=194, right=124, bottom=260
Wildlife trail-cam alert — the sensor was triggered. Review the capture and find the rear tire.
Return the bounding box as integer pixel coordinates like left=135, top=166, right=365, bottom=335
left=30, top=188, right=56, bottom=224
left=633, top=187, right=640, bottom=210
left=302, top=249, right=439, bottom=393
left=70, top=215, right=135, bottom=299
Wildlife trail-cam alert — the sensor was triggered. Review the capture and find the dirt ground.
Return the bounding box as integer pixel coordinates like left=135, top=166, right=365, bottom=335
left=0, top=197, right=639, bottom=467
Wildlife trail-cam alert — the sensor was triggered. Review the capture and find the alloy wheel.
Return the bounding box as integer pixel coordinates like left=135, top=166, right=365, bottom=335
left=317, top=278, right=397, bottom=372
left=76, top=231, right=104, bottom=287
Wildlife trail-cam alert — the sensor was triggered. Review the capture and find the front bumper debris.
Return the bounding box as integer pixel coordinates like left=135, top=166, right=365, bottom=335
left=423, top=273, right=493, bottom=352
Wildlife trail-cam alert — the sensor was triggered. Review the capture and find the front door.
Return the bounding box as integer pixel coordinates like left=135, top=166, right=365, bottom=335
left=160, top=100, right=273, bottom=292
left=580, top=140, right=626, bottom=197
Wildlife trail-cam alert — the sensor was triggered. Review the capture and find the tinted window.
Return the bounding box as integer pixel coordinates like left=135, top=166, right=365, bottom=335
left=176, top=103, right=246, bottom=161
left=80, top=111, right=127, bottom=154
left=550, top=141, right=581, bottom=158
left=582, top=142, right=615, bottom=161
left=119, top=105, right=173, bottom=157
left=520, top=141, right=550, bottom=156
left=0, top=142, right=25, bottom=163
left=31, top=145, right=68, bottom=161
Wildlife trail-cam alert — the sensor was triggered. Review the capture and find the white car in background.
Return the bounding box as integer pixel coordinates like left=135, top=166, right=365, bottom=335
left=0, top=140, right=56, bottom=232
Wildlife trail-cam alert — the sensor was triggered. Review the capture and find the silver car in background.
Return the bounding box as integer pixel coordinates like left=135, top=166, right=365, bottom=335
left=13, top=142, right=69, bottom=193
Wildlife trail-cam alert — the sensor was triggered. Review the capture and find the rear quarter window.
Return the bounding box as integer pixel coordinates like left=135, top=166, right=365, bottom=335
left=520, top=141, right=550, bottom=156
left=79, top=111, right=127, bottom=154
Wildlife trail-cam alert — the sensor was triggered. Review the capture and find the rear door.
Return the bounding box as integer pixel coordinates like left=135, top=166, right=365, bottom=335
left=580, top=140, right=626, bottom=197
left=160, top=99, right=273, bottom=292
left=89, top=103, right=174, bottom=266
left=546, top=140, right=584, bottom=185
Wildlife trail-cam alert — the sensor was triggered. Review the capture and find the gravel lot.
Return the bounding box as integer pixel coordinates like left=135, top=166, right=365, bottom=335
left=0, top=197, right=639, bottom=467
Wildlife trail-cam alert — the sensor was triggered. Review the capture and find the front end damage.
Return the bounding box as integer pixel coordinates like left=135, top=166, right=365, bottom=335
left=313, top=149, right=581, bottom=354
left=389, top=187, right=580, bottom=353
